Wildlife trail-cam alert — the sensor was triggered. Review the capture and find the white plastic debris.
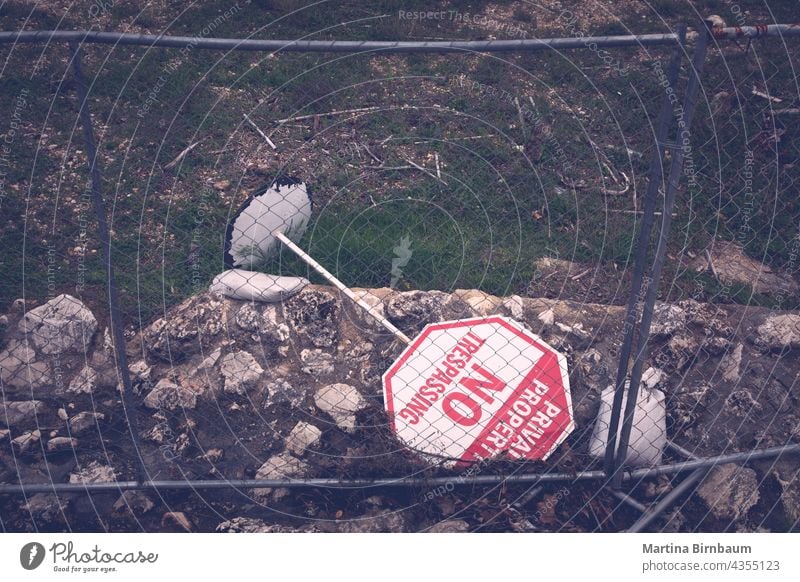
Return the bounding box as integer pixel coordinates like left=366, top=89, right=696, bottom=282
left=224, top=178, right=311, bottom=269
left=641, top=367, right=664, bottom=389
left=209, top=270, right=308, bottom=302
left=589, top=382, right=666, bottom=467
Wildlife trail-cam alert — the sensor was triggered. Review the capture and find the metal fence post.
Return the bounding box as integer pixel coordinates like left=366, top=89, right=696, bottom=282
left=603, top=24, right=687, bottom=478
left=68, top=40, right=147, bottom=484
left=610, top=24, right=711, bottom=488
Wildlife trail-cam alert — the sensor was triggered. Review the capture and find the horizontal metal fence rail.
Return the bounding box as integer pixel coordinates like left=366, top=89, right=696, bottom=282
left=1, top=25, right=796, bottom=53
left=710, top=23, right=800, bottom=40
left=1, top=443, right=797, bottom=495
left=0, top=30, right=684, bottom=53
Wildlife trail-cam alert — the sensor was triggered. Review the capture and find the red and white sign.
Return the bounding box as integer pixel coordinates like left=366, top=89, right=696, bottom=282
left=382, top=316, right=574, bottom=466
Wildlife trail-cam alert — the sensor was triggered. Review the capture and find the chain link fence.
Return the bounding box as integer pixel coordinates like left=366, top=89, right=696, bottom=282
left=680, top=34, right=800, bottom=308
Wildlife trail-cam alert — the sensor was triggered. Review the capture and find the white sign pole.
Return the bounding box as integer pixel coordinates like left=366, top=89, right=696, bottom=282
left=274, top=231, right=412, bottom=345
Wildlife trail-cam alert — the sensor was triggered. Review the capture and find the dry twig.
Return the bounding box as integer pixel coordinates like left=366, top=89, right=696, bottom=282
left=275, top=106, right=380, bottom=124
left=403, top=157, right=448, bottom=186
left=704, top=248, right=719, bottom=279
left=164, top=141, right=201, bottom=170
left=752, top=86, right=783, bottom=103
left=243, top=113, right=277, bottom=150
left=361, top=142, right=383, bottom=165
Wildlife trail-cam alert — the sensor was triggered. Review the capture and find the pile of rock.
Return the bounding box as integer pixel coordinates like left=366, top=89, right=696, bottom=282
left=1, top=286, right=798, bottom=532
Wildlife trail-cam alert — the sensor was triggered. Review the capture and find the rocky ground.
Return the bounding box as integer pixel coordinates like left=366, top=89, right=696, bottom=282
left=1, top=287, right=799, bottom=532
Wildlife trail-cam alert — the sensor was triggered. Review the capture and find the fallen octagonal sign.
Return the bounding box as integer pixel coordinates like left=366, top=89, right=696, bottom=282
left=383, top=316, right=574, bottom=465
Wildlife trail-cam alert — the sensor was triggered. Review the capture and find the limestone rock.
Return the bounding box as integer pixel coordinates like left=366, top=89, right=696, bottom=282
left=286, top=288, right=340, bottom=348
left=47, top=437, right=78, bottom=453
left=18, top=294, right=97, bottom=354
left=772, top=462, right=800, bottom=525
left=0, top=339, right=36, bottom=367
left=670, top=381, right=714, bottom=428
left=0, top=340, right=51, bottom=392
left=557, top=320, right=590, bottom=338
left=197, top=348, right=222, bottom=371
left=202, top=448, right=224, bottom=463
left=755, top=314, right=800, bottom=351
left=141, top=415, right=173, bottom=445
left=300, top=349, right=335, bottom=376
left=113, top=490, right=155, bottom=515
left=216, top=517, right=314, bottom=533
left=68, top=412, right=105, bottom=435
left=129, top=360, right=152, bottom=382
left=262, top=305, right=291, bottom=342
left=10, top=361, right=51, bottom=392
left=532, top=257, right=582, bottom=278
left=314, top=383, right=367, bottom=432
left=335, top=509, right=408, bottom=533
left=143, top=294, right=226, bottom=362
left=702, top=336, right=731, bottom=356
left=219, top=350, right=264, bottom=395
left=144, top=378, right=197, bottom=410
left=651, top=303, right=686, bottom=337
left=234, top=303, right=290, bottom=344
left=427, top=519, right=470, bottom=533
left=502, top=295, right=525, bottom=320
left=265, top=378, right=306, bottom=407
left=22, top=493, right=70, bottom=524
left=12, top=430, right=41, bottom=454
left=0, top=400, right=46, bottom=428
left=455, top=289, right=501, bottom=316
left=161, top=511, right=194, bottom=532
left=386, top=290, right=446, bottom=328
left=69, top=461, right=117, bottom=484
left=667, top=334, right=699, bottom=370
left=537, top=308, right=555, bottom=326
left=285, top=421, right=322, bottom=455
left=349, top=290, right=389, bottom=332
left=692, top=241, right=798, bottom=296
left=696, top=463, right=759, bottom=521
left=719, top=343, right=744, bottom=383
left=253, top=451, right=309, bottom=500
left=235, top=303, right=262, bottom=331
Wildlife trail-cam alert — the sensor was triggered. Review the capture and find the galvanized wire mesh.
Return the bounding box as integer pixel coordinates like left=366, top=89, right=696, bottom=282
left=1, top=18, right=799, bottom=533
